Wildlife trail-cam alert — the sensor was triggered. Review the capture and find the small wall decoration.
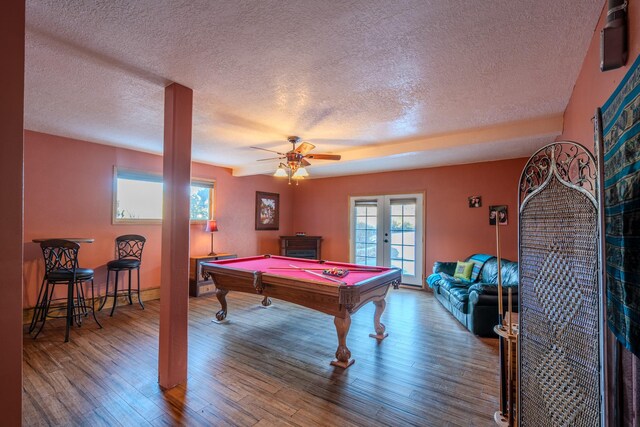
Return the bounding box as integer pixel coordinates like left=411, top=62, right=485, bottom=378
left=255, top=191, right=280, bottom=230
left=468, top=195, right=482, bottom=208
left=489, top=205, right=508, bottom=225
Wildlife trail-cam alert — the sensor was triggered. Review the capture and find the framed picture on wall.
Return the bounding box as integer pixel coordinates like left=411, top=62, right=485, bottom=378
left=468, top=195, right=482, bottom=208
left=489, top=205, right=508, bottom=225
left=255, top=191, right=280, bottom=230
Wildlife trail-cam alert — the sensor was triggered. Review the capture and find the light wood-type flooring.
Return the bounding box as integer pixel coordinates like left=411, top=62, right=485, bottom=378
left=23, top=288, right=500, bottom=426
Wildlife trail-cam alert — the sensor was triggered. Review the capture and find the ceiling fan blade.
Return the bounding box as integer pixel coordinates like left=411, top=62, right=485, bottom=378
left=301, top=159, right=311, bottom=167
left=294, top=141, right=315, bottom=155
left=250, top=146, right=286, bottom=155
left=305, top=153, right=341, bottom=161
left=257, top=156, right=283, bottom=161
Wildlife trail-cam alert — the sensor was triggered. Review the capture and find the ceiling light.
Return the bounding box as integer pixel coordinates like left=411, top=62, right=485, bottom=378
left=292, top=167, right=308, bottom=178
left=274, top=164, right=288, bottom=177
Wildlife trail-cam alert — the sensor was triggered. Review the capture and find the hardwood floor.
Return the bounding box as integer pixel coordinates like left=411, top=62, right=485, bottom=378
left=23, top=288, right=500, bottom=426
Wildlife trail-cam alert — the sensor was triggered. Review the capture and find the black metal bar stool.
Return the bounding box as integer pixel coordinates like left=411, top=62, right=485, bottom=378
left=99, top=234, right=146, bottom=316
left=29, top=239, right=102, bottom=342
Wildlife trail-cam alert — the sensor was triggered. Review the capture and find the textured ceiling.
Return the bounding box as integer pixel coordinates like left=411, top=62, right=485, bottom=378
left=25, top=0, right=603, bottom=178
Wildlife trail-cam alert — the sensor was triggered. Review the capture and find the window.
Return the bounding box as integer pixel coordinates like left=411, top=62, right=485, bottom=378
left=113, top=168, right=215, bottom=223
left=114, top=169, right=163, bottom=222
left=190, top=180, right=214, bottom=220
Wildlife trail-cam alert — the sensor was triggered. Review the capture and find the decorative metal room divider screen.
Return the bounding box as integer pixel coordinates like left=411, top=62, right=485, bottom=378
left=518, top=142, right=602, bottom=426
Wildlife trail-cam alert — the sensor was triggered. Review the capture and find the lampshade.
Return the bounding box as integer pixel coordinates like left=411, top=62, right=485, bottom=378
left=292, top=167, right=308, bottom=178
left=205, top=219, right=218, bottom=232
left=274, top=164, right=288, bottom=177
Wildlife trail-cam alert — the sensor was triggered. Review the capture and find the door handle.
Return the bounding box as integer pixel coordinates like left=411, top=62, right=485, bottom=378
left=384, top=239, right=389, bottom=243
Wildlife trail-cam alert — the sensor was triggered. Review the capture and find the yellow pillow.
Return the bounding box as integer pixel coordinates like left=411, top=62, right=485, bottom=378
left=453, top=261, right=473, bottom=280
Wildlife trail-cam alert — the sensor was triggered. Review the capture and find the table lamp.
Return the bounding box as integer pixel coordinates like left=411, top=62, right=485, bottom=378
left=205, top=219, right=218, bottom=255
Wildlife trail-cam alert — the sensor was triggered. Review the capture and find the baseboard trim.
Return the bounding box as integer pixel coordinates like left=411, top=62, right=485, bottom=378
left=23, top=287, right=161, bottom=325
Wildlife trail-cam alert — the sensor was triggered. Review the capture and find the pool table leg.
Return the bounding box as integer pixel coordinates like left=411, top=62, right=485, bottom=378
left=214, top=288, right=228, bottom=322
left=260, top=295, right=272, bottom=307
left=369, top=298, right=389, bottom=340
left=331, top=313, right=354, bottom=369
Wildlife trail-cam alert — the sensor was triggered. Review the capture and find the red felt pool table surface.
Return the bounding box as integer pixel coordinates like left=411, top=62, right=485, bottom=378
left=209, top=255, right=393, bottom=287
left=201, top=255, right=401, bottom=368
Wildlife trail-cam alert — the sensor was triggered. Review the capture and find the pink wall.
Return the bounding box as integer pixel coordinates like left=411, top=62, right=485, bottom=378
left=23, top=131, right=293, bottom=308
left=292, top=158, right=526, bottom=281
left=0, top=1, right=24, bottom=424
left=560, top=2, right=640, bottom=144
left=560, top=3, right=640, bottom=425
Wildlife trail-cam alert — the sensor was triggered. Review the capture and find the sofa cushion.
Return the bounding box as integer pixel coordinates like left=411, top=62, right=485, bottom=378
left=454, top=261, right=474, bottom=280
left=439, top=272, right=473, bottom=285
left=439, top=284, right=451, bottom=301
left=480, top=258, right=518, bottom=285
left=501, top=261, right=519, bottom=284
left=448, top=286, right=470, bottom=313
left=432, top=261, right=457, bottom=276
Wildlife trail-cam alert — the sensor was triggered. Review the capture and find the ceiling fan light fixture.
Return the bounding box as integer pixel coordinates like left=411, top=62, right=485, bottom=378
left=255, top=136, right=339, bottom=182
left=292, top=167, right=309, bottom=178
left=274, top=164, right=288, bottom=177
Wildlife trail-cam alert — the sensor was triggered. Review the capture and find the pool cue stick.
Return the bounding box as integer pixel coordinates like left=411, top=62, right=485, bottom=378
left=497, top=221, right=504, bottom=317
left=289, top=264, right=347, bottom=285
left=269, top=266, right=383, bottom=272
left=507, top=287, right=514, bottom=426
left=496, top=220, right=507, bottom=419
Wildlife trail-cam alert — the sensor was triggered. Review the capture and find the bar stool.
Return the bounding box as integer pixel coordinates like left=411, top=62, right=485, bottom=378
left=30, top=239, right=102, bottom=342
left=99, top=234, right=146, bottom=316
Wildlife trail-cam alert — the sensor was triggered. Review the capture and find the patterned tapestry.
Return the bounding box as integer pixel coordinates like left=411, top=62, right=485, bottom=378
left=600, top=54, right=640, bottom=358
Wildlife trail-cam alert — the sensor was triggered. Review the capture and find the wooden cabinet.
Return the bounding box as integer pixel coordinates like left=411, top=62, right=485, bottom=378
left=279, top=236, right=322, bottom=260
left=189, top=253, right=236, bottom=297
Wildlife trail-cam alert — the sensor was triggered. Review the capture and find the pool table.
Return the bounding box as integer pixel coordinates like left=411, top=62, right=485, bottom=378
left=201, top=255, right=401, bottom=368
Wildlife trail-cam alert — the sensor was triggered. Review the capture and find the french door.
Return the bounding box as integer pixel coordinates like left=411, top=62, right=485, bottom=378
left=349, top=194, right=424, bottom=286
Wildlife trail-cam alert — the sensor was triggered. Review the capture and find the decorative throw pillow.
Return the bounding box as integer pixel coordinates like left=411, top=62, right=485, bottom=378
left=454, top=261, right=474, bottom=280
left=439, top=272, right=471, bottom=285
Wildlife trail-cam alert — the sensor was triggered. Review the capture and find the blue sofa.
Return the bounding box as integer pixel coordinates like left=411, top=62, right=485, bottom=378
left=426, top=254, right=519, bottom=336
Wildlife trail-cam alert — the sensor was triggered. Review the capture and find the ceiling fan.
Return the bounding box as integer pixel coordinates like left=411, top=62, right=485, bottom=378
left=251, top=136, right=341, bottom=184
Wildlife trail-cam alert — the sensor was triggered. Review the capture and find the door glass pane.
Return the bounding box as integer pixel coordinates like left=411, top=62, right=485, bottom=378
left=404, top=233, right=415, bottom=245
left=403, top=204, right=416, bottom=215
left=403, top=246, right=415, bottom=260
left=391, top=259, right=403, bottom=269
left=391, top=216, right=403, bottom=230
left=366, top=217, right=377, bottom=229
left=403, top=261, right=416, bottom=276
left=404, top=217, right=416, bottom=230
left=391, top=232, right=403, bottom=244
left=391, top=245, right=403, bottom=260
left=391, top=205, right=403, bottom=215
left=366, top=229, right=377, bottom=243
